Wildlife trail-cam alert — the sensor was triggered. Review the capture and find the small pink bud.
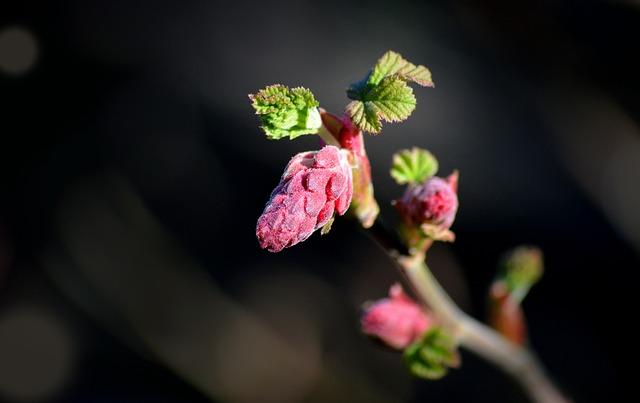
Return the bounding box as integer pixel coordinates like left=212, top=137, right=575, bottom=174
left=361, top=284, right=432, bottom=350
left=256, top=145, right=353, bottom=252
left=396, top=172, right=459, bottom=230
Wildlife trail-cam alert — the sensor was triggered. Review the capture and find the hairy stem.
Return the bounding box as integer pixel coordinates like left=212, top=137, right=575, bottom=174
left=365, top=222, right=570, bottom=403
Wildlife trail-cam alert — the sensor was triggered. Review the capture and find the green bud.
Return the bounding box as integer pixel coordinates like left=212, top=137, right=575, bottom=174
left=500, top=246, right=544, bottom=303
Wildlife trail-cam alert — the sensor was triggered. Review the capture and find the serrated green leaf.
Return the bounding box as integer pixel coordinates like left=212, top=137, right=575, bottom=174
left=346, top=76, right=416, bottom=134
left=346, top=50, right=432, bottom=133
left=391, top=147, right=439, bottom=185
left=345, top=100, right=381, bottom=133
left=249, top=84, right=321, bottom=140
left=369, top=50, right=434, bottom=87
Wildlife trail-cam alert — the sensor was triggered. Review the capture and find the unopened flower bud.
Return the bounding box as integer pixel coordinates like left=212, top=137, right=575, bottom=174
left=256, top=145, right=353, bottom=252
left=395, top=172, right=458, bottom=242
left=361, top=284, right=432, bottom=350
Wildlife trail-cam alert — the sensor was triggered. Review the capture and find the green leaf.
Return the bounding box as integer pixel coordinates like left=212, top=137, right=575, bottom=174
left=346, top=76, right=416, bottom=134
left=403, top=327, right=460, bottom=380
left=249, top=85, right=322, bottom=140
left=369, top=50, right=434, bottom=87
left=406, top=342, right=448, bottom=380
left=346, top=50, right=433, bottom=133
left=391, top=147, right=439, bottom=185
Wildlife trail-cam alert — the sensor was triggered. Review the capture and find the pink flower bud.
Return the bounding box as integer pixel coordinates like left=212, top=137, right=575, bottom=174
left=361, top=284, right=432, bottom=350
left=395, top=172, right=459, bottom=230
left=256, top=145, right=353, bottom=252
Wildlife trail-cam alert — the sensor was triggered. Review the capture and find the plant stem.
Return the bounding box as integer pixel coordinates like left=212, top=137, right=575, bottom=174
left=365, top=222, right=571, bottom=403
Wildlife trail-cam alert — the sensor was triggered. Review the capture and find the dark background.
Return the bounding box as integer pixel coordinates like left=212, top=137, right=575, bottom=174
left=1, top=1, right=637, bottom=402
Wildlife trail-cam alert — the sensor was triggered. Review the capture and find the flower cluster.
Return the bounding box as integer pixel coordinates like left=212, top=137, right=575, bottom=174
left=252, top=51, right=433, bottom=252
left=256, top=145, right=353, bottom=252
left=249, top=51, right=560, bottom=395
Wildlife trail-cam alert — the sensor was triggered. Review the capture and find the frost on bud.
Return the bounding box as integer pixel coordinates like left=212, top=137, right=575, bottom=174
left=256, top=145, right=353, bottom=252
left=249, top=85, right=322, bottom=140
left=395, top=171, right=459, bottom=244
left=321, top=111, right=379, bottom=228
left=403, top=327, right=460, bottom=380
left=361, top=284, right=432, bottom=350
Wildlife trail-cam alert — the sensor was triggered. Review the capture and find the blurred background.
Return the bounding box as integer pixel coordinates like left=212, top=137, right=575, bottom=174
left=1, top=0, right=638, bottom=402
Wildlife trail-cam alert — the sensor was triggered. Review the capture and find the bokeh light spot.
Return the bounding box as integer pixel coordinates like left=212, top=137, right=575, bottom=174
left=0, top=306, right=74, bottom=402
left=0, top=26, right=39, bottom=76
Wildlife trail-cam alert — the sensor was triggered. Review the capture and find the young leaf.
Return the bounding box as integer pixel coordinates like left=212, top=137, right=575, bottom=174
left=403, top=327, right=460, bottom=380
left=249, top=85, right=322, bottom=140
left=346, top=76, right=416, bottom=134
left=346, top=50, right=433, bottom=133
left=369, top=50, right=434, bottom=87
left=391, top=147, right=439, bottom=185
